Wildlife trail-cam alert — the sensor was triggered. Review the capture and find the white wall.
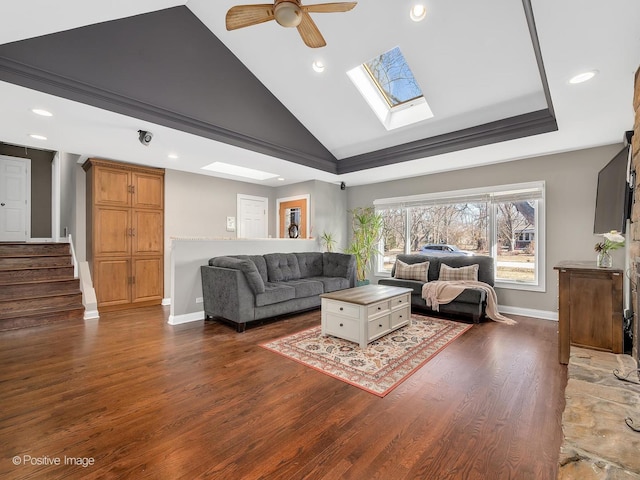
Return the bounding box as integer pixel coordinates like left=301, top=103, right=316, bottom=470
left=347, top=144, right=624, bottom=315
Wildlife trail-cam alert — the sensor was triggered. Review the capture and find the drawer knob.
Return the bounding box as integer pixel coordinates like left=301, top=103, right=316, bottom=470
left=339, top=323, right=343, bottom=327
left=339, top=307, right=343, bottom=311
left=378, top=306, right=382, bottom=310
left=399, top=315, right=403, bottom=318
left=378, top=324, right=382, bottom=327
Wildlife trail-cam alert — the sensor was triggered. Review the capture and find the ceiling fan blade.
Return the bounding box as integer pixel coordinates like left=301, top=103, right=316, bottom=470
left=226, top=4, right=275, bottom=31
left=297, top=11, right=326, bottom=48
left=301, top=2, right=357, bottom=14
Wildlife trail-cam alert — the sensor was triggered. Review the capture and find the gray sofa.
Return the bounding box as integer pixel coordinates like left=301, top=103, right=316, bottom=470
left=379, top=253, right=495, bottom=323
left=201, top=252, right=356, bottom=332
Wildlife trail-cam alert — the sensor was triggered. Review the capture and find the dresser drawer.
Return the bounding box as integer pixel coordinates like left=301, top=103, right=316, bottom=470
left=324, top=314, right=359, bottom=342
left=324, top=300, right=360, bottom=319
left=368, top=315, right=390, bottom=340
left=391, top=306, right=410, bottom=328
left=367, top=300, right=390, bottom=318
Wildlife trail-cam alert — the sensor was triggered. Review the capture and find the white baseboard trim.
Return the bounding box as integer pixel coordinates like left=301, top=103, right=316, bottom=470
left=161, top=297, right=171, bottom=306
left=168, top=310, right=204, bottom=325
left=84, top=310, right=99, bottom=320
left=498, top=305, right=558, bottom=321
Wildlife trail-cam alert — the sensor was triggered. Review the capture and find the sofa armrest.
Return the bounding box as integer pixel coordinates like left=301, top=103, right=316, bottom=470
left=201, top=265, right=256, bottom=323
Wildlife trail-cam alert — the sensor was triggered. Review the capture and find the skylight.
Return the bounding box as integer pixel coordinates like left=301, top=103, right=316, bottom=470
left=364, top=47, right=423, bottom=108
left=348, top=46, right=433, bottom=130
left=201, top=162, right=279, bottom=180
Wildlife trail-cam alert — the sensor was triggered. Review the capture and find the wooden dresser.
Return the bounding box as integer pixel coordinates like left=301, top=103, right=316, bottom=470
left=84, top=159, right=164, bottom=310
left=554, top=261, right=623, bottom=364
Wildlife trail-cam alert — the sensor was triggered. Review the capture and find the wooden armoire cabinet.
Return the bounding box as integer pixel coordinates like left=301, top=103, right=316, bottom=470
left=83, top=159, right=164, bottom=310
left=554, top=261, right=623, bottom=364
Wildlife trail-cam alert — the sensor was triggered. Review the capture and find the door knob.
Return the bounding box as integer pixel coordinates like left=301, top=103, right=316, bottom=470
left=0, top=203, right=4, bottom=206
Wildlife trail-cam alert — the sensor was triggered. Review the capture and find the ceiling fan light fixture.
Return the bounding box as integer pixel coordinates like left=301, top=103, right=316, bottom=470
left=410, top=4, right=427, bottom=22
left=274, top=2, right=302, bottom=27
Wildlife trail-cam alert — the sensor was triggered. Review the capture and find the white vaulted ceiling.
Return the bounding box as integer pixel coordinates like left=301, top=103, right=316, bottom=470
left=0, top=0, right=638, bottom=186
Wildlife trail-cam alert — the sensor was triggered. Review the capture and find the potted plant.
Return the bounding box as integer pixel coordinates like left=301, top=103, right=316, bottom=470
left=320, top=231, right=337, bottom=252
left=345, top=207, right=384, bottom=285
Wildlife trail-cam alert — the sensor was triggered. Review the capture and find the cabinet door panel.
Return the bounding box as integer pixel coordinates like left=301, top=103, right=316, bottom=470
left=132, top=173, right=163, bottom=209
left=569, top=274, right=613, bottom=350
left=132, top=257, right=163, bottom=303
left=94, top=258, right=131, bottom=306
left=95, top=207, right=131, bottom=256
left=94, top=167, right=130, bottom=206
left=132, top=209, right=163, bottom=255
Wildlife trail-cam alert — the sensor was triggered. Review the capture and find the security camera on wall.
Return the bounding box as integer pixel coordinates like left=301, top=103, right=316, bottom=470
left=138, top=130, right=153, bottom=146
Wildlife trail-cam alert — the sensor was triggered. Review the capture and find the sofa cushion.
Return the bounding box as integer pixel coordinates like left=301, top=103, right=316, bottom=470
left=255, top=282, right=296, bottom=307
left=309, top=276, right=350, bottom=293
left=295, top=252, right=324, bottom=278
left=282, top=279, right=324, bottom=298
left=209, top=256, right=265, bottom=294
left=379, top=277, right=424, bottom=295
left=439, top=263, right=479, bottom=282
left=394, top=254, right=441, bottom=282
left=438, top=255, right=494, bottom=285
left=322, top=252, right=351, bottom=278
left=264, top=253, right=301, bottom=282
left=395, top=259, right=429, bottom=281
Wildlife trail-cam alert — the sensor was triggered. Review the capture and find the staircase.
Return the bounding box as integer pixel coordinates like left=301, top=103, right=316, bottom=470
left=0, top=243, right=84, bottom=331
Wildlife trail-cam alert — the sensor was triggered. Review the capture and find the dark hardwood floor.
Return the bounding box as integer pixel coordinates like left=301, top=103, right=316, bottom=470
left=0, top=306, right=566, bottom=479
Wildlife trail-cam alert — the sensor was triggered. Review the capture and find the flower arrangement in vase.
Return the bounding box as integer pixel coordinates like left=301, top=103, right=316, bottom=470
left=594, top=230, right=625, bottom=268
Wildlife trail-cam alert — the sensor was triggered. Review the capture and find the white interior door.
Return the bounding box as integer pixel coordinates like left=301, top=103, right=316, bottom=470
left=237, top=194, right=268, bottom=239
left=0, top=156, right=30, bottom=242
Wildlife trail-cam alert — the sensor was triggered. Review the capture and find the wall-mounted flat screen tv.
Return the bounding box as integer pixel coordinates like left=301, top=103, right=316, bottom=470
left=593, top=146, right=632, bottom=234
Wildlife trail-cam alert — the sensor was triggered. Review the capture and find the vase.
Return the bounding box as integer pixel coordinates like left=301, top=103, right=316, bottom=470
left=597, top=251, right=612, bottom=268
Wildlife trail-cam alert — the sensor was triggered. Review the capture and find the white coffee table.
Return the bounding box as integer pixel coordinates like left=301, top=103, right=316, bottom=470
left=320, top=284, right=412, bottom=348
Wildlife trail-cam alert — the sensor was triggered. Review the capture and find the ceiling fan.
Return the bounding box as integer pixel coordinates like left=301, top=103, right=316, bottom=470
left=225, top=0, right=357, bottom=48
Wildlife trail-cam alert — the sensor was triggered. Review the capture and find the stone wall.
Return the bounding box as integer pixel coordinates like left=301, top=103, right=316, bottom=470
left=631, top=66, right=640, bottom=362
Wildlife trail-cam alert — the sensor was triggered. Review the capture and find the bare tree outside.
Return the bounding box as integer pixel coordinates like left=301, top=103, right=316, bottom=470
left=378, top=200, right=536, bottom=282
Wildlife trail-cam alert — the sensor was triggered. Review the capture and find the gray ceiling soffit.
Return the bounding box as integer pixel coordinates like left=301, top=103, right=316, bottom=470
left=337, top=109, right=558, bottom=175
left=0, top=6, right=339, bottom=173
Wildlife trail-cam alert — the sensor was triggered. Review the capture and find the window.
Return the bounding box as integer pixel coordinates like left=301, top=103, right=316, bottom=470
left=347, top=46, right=433, bottom=130
left=375, top=182, right=545, bottom=291
left=364, top=47, right=423, bottom=107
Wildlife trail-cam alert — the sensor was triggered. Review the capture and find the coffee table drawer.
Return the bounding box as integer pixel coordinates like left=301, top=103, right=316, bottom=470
left=368, top=315, right=390, bottom=340
left=391, top=306, right=410, bottom=328
left=391, top=294, right=409, bottom=309
left=325, top=301, right=360, bottom=319
left=325, top=314, right=359, bottom=341
left=367, top=300, right=390, bottom=318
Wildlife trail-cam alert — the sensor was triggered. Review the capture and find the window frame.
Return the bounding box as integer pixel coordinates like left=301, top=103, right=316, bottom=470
left=374, top=181, right=546, bottom=292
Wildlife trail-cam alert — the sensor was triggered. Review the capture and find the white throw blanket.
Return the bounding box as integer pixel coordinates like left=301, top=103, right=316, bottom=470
left=421, top=280, right=516, bottom=325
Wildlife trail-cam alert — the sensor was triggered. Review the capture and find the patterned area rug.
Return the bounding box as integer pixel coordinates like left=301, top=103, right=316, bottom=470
left=261, top=314, right=472, bottom=397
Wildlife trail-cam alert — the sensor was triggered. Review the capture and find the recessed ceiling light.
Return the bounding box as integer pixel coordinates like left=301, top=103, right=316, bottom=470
left=410, top=4, right=427, bottom=22
left=312, top=60, right=325, bottom=73
left=29, top=134, right=47, bottom=140
left=168, top=153, right=179, bottom=159
left=277, top=177, right=285, bottom=181
left=201, top=161, right=279, bottom=180
left=31, top=108, right=53, bottom=117
left=568, top=70, right=598, bottom=84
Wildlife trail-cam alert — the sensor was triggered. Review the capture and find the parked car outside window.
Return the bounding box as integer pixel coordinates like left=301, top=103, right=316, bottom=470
left=419, top=244, right=474, bottom=256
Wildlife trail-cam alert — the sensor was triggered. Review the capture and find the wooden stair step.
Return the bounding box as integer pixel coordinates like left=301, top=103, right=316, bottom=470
left=0, top=306, right=85, bottom=332
left=0, top=278, right=81, bottom=301
left=0, top=242, right=71, bottom=257
left=0, top=255, right=72, bottom=269
left=0, top=292, right=83, bottom=319
left=0, top=266, right=75, bottom=284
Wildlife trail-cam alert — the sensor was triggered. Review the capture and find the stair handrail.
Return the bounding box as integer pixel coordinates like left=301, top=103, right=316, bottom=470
left=67, top=234, right=78, bottom=278
left=66, top=234, right=99, bottom=320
